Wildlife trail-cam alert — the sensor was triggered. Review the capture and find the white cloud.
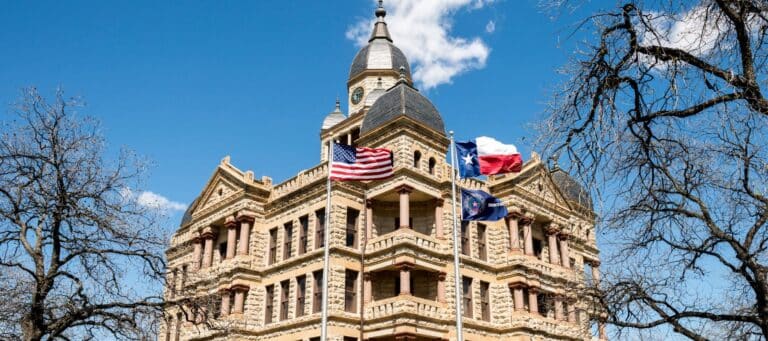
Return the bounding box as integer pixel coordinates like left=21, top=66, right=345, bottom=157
left=347, top=0, right=494, bottom=90
left=486, top=20, right=496, bottom=33
left=121, top=188, right=187, bottom=212
left=639, top=5, right=729, bottom=60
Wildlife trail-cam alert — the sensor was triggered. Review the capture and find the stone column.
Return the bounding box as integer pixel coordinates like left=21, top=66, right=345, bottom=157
left=510, top=284, right=525, bottom=311
left=220, top=289, right=231, bottom=317
left=546, top=223, right=560, bottom=265
left=201, top=227, right=215, bottom=268
left=236, top=213, right=254, bottom=256
left=434, top=199, right=444, bottom=239
left=559, top=233, right=571, bottom=269
left=567, top=298, right=577, bottom=323
left=192, top=233, right=202, bottom=270
left=528, top=287, right=539, bottom=315
left=398, top=186, right=412, bottom=229
left=232, top=285, right=248, bottom=314
left=554, top=296, right=564, bottom=321
left=521, top=214, right=534, bottom=256
left=507, top=208, right=522, bottom=252
left=437, top=272, right=446, bottom=303
left=225, top=217, right=237, bottom=260
left=363, top=273, right=372, bottom=304
left=591, top=260, right=601, bottom=283
left=399, top=264, right=412, bottom=295
left=366, top=200, right=374, bottom=241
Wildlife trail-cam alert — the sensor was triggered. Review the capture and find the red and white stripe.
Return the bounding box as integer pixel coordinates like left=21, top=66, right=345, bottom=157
left=330, top=147, right=393, bottom=181
left=476, top=136, right=523, bottom=175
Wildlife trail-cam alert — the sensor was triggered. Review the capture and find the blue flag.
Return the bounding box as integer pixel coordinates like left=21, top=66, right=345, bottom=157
left=461, top=189, right=508, bottom=221
left=455, top=141, right=480, bottom=178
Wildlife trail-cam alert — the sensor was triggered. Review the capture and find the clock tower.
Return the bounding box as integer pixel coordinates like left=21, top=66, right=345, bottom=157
left=347, top=0, right=412, bottom=115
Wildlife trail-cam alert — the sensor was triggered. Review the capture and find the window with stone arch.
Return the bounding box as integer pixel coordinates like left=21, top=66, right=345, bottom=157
left=428, top=157, right=436, bottom=175
left=413, top=150, right=421, bottom=169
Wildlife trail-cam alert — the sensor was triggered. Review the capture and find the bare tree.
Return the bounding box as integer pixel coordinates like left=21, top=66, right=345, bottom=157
left=0, top=88, right=167, bottom=340
left=538, top=0, right=768, bottom=339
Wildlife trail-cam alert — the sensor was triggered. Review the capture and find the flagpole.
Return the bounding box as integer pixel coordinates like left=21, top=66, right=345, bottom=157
left=321, top=138, right=333, bottom=341
left=449, top=131, right=465, bottom=341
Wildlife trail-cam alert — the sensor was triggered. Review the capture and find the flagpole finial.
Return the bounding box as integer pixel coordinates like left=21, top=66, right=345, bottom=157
left=449, top=130, right=454, bottom=136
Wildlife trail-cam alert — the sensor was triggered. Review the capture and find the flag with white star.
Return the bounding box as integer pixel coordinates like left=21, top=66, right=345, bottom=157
left=455, top=141, right=481, bottom=178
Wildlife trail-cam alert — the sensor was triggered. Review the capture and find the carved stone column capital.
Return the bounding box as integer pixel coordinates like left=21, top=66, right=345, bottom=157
left=519, top=213, right=535, bottom=226
left=558, top=232, right=571, bottom=241
left=224, top=216, right=238, bottom=229
left=545, top=223, right=561, bottom=236
left=396, top=184, right=413, bottom=194
left=236, top=210, right=256, bottom=223
left=200, top=226, right=215, bottom=239
left=230, top=284, right=250, bottom=293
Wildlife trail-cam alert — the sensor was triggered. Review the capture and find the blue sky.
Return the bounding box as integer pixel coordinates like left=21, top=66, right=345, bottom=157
left=0, top=0, right=607, bottom=224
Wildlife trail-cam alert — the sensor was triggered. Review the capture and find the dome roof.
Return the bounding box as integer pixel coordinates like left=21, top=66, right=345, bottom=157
left=361, top=80, right=444, bottom=134
left=349, top=41, right=412, bottom=80
left=348, top=0, right=412, bottom=81
left=322, top=99, right=346, bottom=130
left=551, top=168, right=593, bottom=210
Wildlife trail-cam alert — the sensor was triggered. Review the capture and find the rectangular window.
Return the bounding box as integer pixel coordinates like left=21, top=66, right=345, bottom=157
left=533, top=238, right=543, bottom=259
left=313, top=270, right=323, bottom=313
left=299, top=215, right=309, bottom=255
left=265, top=285, right=274, bottom=324
left=169, top=268, right=177, bottom=298
left=345, top=270, right=358, bottom=313
left=477, top=223, right=487, bottom=261
left=462, top=276, right=473, bottom=317
left=315, top=209, right=326, bottom=249
left=218, top=242, right=226, bottom=263
left=461, top=222, right=471, bottom=256
left=180, top=265, right=187, bottom=291
left=346, top=208, right=359, bottom=248
left=296, top=275, right=306, bottom=317
left=268, top=228, right=278, bottom=265
left=480, top=281, right=490, bottom=321
left=538, top=294, right=549, bottom=317
left=280, top=280, right=290, bottom=321
left=283, top=222, right=293, bottom=260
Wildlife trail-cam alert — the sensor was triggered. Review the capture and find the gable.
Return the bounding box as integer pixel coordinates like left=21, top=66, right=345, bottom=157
left=515, top=165, right=573, bottom=210
left=186, top=167, right=246, bottom=216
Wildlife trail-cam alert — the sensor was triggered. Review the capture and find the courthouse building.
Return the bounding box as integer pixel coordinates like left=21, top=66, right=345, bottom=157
left=162, top=3, right=604, bottom=341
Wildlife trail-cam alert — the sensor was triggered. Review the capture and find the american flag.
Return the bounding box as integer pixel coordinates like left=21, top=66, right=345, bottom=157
left=329, top=143, right=393, bottom=181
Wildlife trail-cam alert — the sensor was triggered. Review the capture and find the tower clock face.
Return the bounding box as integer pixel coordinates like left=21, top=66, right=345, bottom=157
left=351, top=87, right=364, bottom=105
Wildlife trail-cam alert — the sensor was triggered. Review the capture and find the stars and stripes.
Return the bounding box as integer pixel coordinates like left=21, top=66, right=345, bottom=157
left=329, top=143, right=393, bottom=181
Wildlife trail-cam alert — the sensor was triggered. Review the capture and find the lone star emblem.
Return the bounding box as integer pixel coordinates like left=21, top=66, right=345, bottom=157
left=462, top=153, right=474, bottom=165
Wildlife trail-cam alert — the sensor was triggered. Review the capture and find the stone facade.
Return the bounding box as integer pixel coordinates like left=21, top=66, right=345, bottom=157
left=160, top=3, right=604, bottom=341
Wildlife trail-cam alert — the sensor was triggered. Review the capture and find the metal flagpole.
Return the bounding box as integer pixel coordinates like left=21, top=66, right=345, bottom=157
left=321, top=138, right=333, bottom=341
left=449, top=131, right=464, bottom=341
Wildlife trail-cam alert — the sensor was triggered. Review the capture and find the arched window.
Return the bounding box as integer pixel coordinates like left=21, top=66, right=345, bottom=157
left=428, top=157, right=436, bottom=174
left=413, top=151, right=421, bottom=168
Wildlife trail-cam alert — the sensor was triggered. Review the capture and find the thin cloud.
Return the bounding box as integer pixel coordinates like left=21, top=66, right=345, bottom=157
left=347, top=0, right=494, bottom=90
left=121, top=188, right=187, bottom=212
left=486, top=20, right=496, bottom=33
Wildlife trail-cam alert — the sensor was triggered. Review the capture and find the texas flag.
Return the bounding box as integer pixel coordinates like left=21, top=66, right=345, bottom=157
left=456, top=136, right=523, bottom=178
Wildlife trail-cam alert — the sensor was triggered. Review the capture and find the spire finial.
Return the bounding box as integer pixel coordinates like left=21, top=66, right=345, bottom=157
left=376, top=0, right=386, bottom=18
left=369, top=0, right=392, bottom=42
left=333, top=97, right=341, bottom=112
